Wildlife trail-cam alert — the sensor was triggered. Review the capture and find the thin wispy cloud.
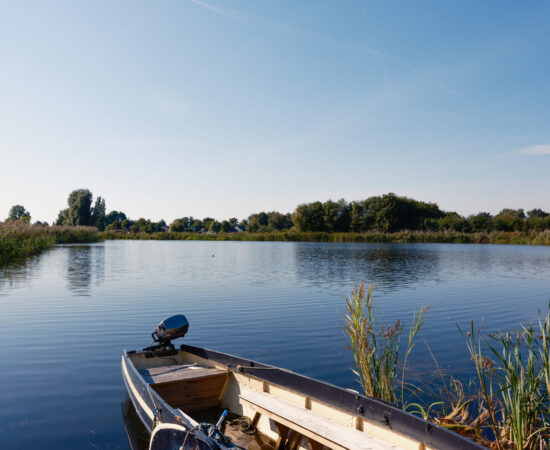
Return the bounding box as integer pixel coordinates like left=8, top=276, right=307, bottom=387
left=110, top=138, right=175, bottom=148
left=187, top=0, right=415, bottom=71
left=518, top=144, right=550, bottom=155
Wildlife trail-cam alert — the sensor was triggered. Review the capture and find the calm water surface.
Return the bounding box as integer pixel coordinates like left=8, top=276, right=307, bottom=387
left=1, top=241, right=549, bottom=449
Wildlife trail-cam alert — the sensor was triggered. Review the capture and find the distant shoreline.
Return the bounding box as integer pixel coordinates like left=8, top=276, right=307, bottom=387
left=3, top=225, right=549, bottom=268
left=102, top=230, right=550, bottom=246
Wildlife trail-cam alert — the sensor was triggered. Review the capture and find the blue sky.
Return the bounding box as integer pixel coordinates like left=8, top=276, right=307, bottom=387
left=1, top=0, right=549, bottom=223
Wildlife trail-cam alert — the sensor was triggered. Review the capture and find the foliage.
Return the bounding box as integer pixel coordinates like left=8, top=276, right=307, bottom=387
left=0, top=221, right=100, bottom=266
left=91, top=196, right=106, bottom=230
left=67, top=189, right=93, bottom=226
left=459, top=318, right=550, bottom=449
left=343, top=282, right=427, bottom=404
left=7, top=205, right=31, bottom=223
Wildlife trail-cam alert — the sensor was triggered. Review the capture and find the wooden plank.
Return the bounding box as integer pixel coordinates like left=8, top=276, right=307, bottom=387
left=153, top=373, right=228, bottom=411
left=139, top=364, right=226, bottom=385
left=240, top=391, right=397, bottom=450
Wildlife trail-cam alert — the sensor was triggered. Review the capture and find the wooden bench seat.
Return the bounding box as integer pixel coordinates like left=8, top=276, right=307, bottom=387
left=139, top=364, right=226, bottom=385
left=239, top=390, right=397, bottom=450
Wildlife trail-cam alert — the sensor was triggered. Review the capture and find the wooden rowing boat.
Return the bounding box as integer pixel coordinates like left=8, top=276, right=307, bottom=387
left=121, top=315, right=483, bottom=450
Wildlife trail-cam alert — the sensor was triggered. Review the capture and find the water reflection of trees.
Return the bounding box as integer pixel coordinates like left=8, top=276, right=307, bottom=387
left=0, top=257, right=42, bottom=294
left=66, top=245, right=105, bottom=296
left=293, top=243, right=441, bottom=293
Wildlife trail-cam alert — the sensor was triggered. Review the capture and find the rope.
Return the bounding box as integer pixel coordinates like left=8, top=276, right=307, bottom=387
left=227, top=416, right=257, bottom=435
left=179, top=425, right=199, bottom=450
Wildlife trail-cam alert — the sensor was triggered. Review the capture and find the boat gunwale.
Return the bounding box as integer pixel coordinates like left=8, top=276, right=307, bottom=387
left=178, top=343, right=486, bottom=450
left=122, top=350, right=196, bottom=433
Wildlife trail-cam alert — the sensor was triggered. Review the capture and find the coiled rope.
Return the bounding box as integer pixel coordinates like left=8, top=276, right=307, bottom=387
left=226, top=416, right=257, bottom=435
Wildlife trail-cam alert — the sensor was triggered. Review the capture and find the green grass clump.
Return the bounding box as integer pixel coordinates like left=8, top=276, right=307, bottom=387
left=0, top=221, right=101, bottom=266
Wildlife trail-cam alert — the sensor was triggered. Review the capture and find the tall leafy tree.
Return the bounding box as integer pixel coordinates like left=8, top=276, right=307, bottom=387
left=91, top=196, right=106, bottom=230
left=8, top=205, right=31, bottom=222
left=292, top=202, right=325, bottom=231
left=220, top=220, right=231, bottom=233
left=66, top=189, right=93, bottom=226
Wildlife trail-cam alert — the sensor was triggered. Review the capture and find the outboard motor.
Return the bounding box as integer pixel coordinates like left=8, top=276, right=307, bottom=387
left=144, top=314, right=189, bottom=354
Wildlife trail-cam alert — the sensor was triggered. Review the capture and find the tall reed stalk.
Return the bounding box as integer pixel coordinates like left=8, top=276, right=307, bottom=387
left=343, top=282, right=427, bottom=405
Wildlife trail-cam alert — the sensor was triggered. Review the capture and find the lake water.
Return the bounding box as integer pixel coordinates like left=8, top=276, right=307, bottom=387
left=1, top=241, right=549, bottom=449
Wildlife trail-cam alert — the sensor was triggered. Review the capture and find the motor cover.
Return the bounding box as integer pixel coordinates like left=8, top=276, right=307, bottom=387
left=156, top=314, right=189, bottom=341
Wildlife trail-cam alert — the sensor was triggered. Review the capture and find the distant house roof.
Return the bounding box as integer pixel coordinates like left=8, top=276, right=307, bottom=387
left=232, top=226, right=245, bottom=232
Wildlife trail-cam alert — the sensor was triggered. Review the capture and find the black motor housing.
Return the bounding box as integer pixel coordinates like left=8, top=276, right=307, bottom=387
left=155, top=314, right=189, bottom=342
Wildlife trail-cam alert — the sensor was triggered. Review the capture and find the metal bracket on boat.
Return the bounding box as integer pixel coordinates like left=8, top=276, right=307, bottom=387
left=152, top=408, right=162, bottom=429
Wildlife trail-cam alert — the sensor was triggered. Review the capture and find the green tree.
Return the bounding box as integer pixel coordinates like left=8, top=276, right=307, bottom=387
left=437, top=212, right=470, bottom=232
left=208, top=220, right=222, bottom=233
left=170, top=218, right=186, bottom=232
left=220, top=220, right=231, bottom=233
left=55, top=209, right=69, bottom=225
left=467, top=212, right=492, bottom=232
left=67, top=189, right=93, bottom=226
left=322, top=199, right=350, bottom=232
left=105, top=211, right=127, bottom=227
left=131, top=218, right=153, bottom=233
left=91, top=196, right=106, bottom=230
left=8, top=205, right=31, bottom=222
left=292, top=202, right=325, bottom=231
left=527, top=209, right=548, bottom=218
left=106, top=220, right=121, bottom=231
left=493, top=209, right=525, bottom=232
left=247, top=212, right=269, bottom=232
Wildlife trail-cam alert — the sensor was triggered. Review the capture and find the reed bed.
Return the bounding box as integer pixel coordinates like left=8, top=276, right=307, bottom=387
left=102, top=230, right=550, bottom=245
left=344, top=283, right=550, bottom=449
left=0, top=221, right=101, bottom=266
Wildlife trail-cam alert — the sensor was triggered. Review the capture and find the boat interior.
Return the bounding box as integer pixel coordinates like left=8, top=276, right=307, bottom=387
left=129, top=350, right=424, bottom=450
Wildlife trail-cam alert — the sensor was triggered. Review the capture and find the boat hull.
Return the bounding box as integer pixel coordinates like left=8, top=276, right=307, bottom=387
left=122, top=344, right=485, bottom=450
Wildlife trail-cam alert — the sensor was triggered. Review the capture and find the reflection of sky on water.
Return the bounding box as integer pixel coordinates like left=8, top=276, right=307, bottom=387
left=0, top=241, right=549, bottom=449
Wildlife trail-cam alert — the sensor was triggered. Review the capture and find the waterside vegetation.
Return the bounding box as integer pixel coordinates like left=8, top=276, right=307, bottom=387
left=0, top=221, right=101, bottom=266
left=344, top=283, right=550, bottom=449
left=102, top=229, right=550, bottom=245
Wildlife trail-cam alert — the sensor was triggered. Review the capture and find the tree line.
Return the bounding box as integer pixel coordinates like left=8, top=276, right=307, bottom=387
left=290, top=195, right=550, bottom=233
left=6, top=190, right=550, bottom=234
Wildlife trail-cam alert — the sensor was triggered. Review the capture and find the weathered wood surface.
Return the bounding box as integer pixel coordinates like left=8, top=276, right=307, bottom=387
left=240, top=390, right=397, bottom=450
left=138, top=364, right=226, bottom=385
left=153, top=372, right=228, bottom=412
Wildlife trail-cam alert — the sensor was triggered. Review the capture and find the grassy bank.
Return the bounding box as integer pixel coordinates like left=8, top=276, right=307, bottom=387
left=0, top=221, right=101, bottom=266
left=102, top=230, right=550, bottom=245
